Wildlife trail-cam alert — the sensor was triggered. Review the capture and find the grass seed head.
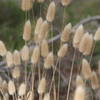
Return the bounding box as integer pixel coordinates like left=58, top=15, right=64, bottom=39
left=90, top=71, right=99, bottom=90
left=81, top=59, right=92, bottom=79
left=61, top=0, right=71, bottom=6
left=74, top=86, right=85, bottom=100
left=12, top=67, right=20, bottom=79
left=6, top=51, right=13, bottom=67
left=61, top=23, right=72, bottom=42
left=38, top=77, right=46, bottom=94
left=79, top=32, right=89, bottom=54
left=58, top=44, right=68, bottom=58
left=38, top=21, right=49, bottom=42
left=34, top=17, right=43, bottom=35
left=83, top=34, right=93, bottom=56
left=44, top=52, right=54, bottom=69
left=0, top=40, right=7, bottom=56
left=18, top=83, right=26, bottom=96
left=21, top=45, right=29, bottom=61
left=31, top=45, right=40, bottom=64
left=27, top=91, right=33, bottom=100
left=8, top=80, right=16, bottom=95
left=43, top=93, right=50, bottom=100
left=41, top=40, right=49, bottom=58
left=73, top=25, right=84, bottom=48
left=23, top=20, right=32, bottom=41
left=21, top=0, right=33, bottom=11
left=13, top=50, right=21, bottom=66
left=76, top=75, right=84, bottom=87
left=46, top=1, right=56, bottom=22
left=94, top=27, right=100, bottom=41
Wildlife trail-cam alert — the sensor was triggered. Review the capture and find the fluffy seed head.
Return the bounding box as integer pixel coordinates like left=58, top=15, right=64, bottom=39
left=12, top=67, right=20, bottom=79
left=21, top=45, right=29, bottom=61
left=46, top=1, right=56, bottom=22
left=76, top=75, right=84, bottom=87
left=83, top=34, right=93, bottom=55
left=34, top=17, right=43, bottom=35
left=18, top=83, right=26, bottom=96
left=38, top=77, right=46, bottom=94
left=23, top=20, right=31, bottom=41
left=37, top=0, right=44, bottom=3
left=61, top=23, right=72, bottom=42
left=61, top=0, right=71, bottom=6
left=38, top=21, right=49, bottom=42
left=0, top=40, right=7, bottom=56
left=13, top=50, right=21, bottom=66
left=73, top=25, right=84, bottom=48
left=74, top=86, right=85, bottom=100
left=57, top=44, right=68, bottom=58
left=79, top=32, right=89, bottom=54
left=43, top=93, right=50, bottom=100
left=79, top=33, right=93, bottom=55
left=90, top=71, right=99, bottom=90
left=27, top=91, right=33, bottom=100
left=8, top=80, right=16, bottom=95
left=6, top=51, right=13, bottom=67
left=21, top=0, right=33, bottom=11
left=44, top=52, right=54, bottom=69
left=31, top=46, right=40, bottom=64
left=41, top=40, right=49, bottom=58
left=81, top=59, right=92, bottom=79
left=94, top=27, right=100, bottom=41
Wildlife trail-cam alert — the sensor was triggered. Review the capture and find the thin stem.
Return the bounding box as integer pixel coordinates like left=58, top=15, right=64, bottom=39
left=66, top=49, right=76, bottom=100
left=49, top=58, right=59, bottom=93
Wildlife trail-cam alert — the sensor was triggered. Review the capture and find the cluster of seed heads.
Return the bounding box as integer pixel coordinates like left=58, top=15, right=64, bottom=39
left=0, top=0, right=100, bottom=100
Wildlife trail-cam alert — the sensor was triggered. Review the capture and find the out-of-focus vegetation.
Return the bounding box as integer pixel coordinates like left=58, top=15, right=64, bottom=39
left=0, top=0, right=100, bottom=51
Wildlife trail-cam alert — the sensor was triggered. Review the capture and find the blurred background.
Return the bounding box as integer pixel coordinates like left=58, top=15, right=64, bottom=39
left=0, top=0, right=100, bottom=54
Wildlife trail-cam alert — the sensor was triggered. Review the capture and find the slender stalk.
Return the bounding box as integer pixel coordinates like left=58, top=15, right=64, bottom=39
left=66, top=49, right=76, bottom=100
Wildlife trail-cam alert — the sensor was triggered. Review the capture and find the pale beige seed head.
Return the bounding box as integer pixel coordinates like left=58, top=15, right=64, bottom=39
left=76, top=75, right=84, bottom=87
left=83, top=34, right=93, bottom=56
left=37, top=0, right=44, bottom=3
left=44, top=52, right=54, bottom=69
left=58, top=44, right=68, bottom=58
left=79, top=32, right=89, bottom=54
left=81, top=59, right=92, bottom=79
left=90, top=71, right=99, bottom=90
left=74, top=86, right=85, bottom=100
left=73, top=25, right=84, bottom=48
left=21, top=0, right=33, bottom=11
left=35, top=17, right=43, bottom=35
left=8, top=80, right=16, bottom=95
left=31, top=46, right=40, bottom=64
left=43, top=93, right=50, bottom=100
left=94, top=27, right=100, bottom=41
left=61, top=23, right=72, bottom=42
left=61, top=0, right=71, bottom=6
left=46, top=1, right=56, bottom=22
left=38, top=21, right=49, bottom=42
left=38, top=77, right=46, bottom=94
left=18, top=83, right=26, bottom=96
left=21, top=45, right=29, bottom=61
left=12, top=67, right=20, bottom=79
left=41, top=40, right=49, bottom=58
left=0, top=40, right=7, bottom=56
left=6, top=51, right=13, bottom=67
left=13, top=50, right=21, bottom=66
left=23, top=20, right=31, bottom=41
left=2, top=80, right=8, bottom=92
left=27, top=91, right=33, bottom=100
